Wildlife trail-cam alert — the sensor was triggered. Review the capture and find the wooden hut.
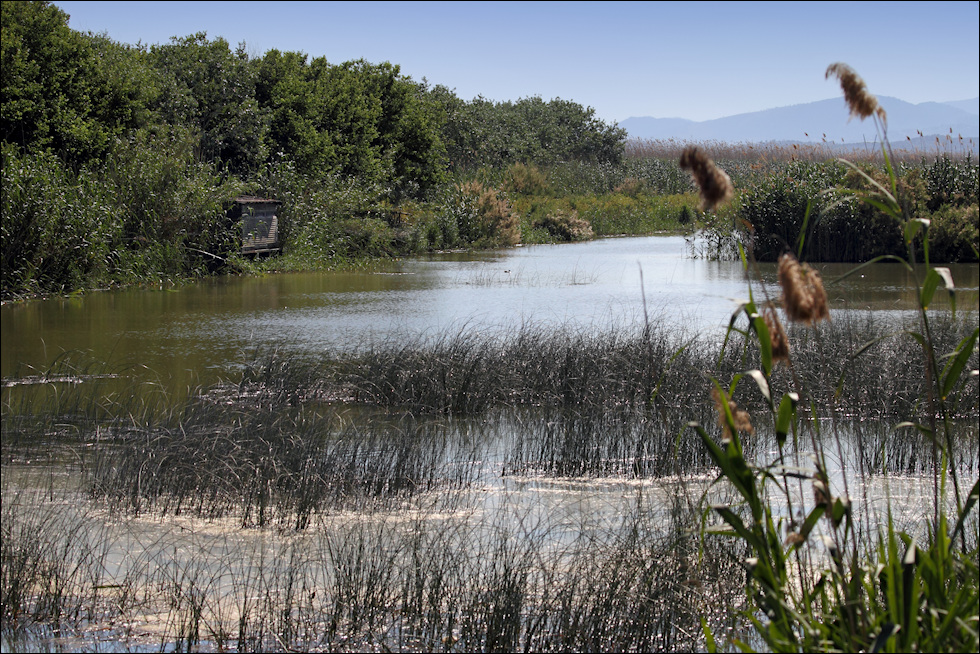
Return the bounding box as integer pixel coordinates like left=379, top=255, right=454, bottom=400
left=232, top=196, right=281, bottom=255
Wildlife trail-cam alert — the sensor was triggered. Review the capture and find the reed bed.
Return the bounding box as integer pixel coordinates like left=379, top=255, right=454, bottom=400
left=625, top=136, right=979, bottom=166
left=3, top=312, right=977, bottom=651
left=2, top=471, right=747, bottom=653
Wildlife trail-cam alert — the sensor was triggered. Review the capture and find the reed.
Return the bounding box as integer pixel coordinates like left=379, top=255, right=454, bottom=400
left=686, top=63, right=980, bottom=653
left=1, top=473, right=745, bottom=652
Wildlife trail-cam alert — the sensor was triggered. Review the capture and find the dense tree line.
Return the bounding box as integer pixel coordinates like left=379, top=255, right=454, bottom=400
left=1, top=1, right=627, bottom=297
left=1, top=1, right=624, bottom=181
left=4, top=1, right=973, bottom=299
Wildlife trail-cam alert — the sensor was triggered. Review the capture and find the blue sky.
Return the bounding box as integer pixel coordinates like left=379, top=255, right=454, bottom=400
left=53, top=1, right=979, bottom=124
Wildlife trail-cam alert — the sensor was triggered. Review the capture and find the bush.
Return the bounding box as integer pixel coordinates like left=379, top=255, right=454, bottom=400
left=533, top=209, right=594, bottom=242
left=926, top=204, right=979, bottom=262
left=502, top=162, right=549, bottom=195
left=448, top=181, right=521, bottom=248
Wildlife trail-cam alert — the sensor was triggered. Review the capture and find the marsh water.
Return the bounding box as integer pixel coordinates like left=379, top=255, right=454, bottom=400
left=4, top=235, right=977, bottom=391
left=2, top=236, right=978, bottom=653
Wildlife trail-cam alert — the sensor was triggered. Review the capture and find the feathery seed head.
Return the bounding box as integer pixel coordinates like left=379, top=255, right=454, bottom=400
left=826, top=62, right=887, bottom=125
left=778, top=253, right=830, bottom=325
left=679, top=146, right=734, bottom=211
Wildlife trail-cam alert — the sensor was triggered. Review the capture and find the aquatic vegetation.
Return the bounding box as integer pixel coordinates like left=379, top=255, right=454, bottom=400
left=687, top=63, right=979, bottom=653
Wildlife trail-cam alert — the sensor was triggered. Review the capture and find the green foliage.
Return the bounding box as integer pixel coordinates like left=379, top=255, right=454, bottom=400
left=0, top=131, right=244, bottom=297
left=696, top=86, right=980, bottom=653
left=927, top=204, right=980, bottom=262
left=1, top=144, right=113, bottom=294
left=150, top=33, right=268, bottom=176
left=1, top=1, right=152, bottom=167
left=733, top=158, right=979, bottom=263
left=502, top=162, right=549, bottom=195
left=444, top=96, right=626, bottom=171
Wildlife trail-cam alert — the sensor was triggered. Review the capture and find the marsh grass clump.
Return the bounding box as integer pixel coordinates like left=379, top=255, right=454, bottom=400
left=86, top=406, right=479, bottom=529
left=1, top=470, right=746, bottom=653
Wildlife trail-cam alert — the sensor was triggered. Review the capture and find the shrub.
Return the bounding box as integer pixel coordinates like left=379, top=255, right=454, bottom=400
left=450, top=181, right=521, bottom=248
left=926, top=204, right=979, bottom=262
left=614, top=177, right=645, bottom=197
left=533, top=209, right=594, bottom=242
left=502, top=162, right=549, bottom=195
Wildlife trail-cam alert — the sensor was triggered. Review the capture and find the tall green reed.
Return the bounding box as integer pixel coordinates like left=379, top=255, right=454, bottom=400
left=689, top=63, right=979, bottom=653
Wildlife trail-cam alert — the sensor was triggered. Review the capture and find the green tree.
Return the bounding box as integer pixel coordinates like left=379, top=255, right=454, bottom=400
left=150, top=33, right=268, bottom=175
left=1, top=0, right=152, bottom=166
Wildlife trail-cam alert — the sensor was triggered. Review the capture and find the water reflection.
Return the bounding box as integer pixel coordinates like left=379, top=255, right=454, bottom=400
left=3, top=236, right=978, bottom=392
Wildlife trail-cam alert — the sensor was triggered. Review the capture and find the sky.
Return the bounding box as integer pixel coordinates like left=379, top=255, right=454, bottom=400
left=52, top=1, right=980, bottom=125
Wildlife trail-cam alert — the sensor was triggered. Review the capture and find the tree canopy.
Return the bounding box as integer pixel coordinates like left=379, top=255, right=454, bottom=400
left=2, top=0, right=626, bottom=191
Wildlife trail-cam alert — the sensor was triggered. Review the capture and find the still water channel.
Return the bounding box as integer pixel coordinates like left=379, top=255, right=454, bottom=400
left=4, top=235, right=977, bottom=391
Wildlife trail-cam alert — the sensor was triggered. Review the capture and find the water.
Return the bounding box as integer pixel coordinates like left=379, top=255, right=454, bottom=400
left=3, top=235, right=977, bottom=652
left=4, top=235, right=977, bottom=391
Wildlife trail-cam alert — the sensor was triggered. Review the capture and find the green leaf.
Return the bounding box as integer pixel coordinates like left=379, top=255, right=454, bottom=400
left=714, top=505, right=764, bottom=551
left=796, top=200, right=814, bottom=259
left=921, top=266, right=954, bottom=312
left=904, top=218, right=930, bottom=245
left=941, top=328, right=978, bottom=399
left=701, top=618, right=717, bottom=654
left=870, top=623, right=901, bottom=653
left=750, top=311, right=772, bottom=377
left=799, top=504, right=826, bottom=540
left=952, top=479, right=980, bottom=544
left=774, top=392, right=798, bottom=447
left=745, top=369, right=771, bottom=405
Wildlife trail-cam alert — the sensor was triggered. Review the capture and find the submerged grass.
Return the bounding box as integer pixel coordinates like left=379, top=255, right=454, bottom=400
left=2, top=471, right=746, bottom=652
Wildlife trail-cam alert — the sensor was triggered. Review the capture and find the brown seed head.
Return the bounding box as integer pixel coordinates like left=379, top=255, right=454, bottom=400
left=813, top=480, right=830, bottom=508
left=679, top=146, right=734, bottom=211
left=763, top=305, right=790, bottom=363
left=785, top=532, right=806, bottom=546
left=711, top=387, right=754, bottom=442
left=826, top=62, right=887, bottom=125
left=778, top=253, right=830, bottom=325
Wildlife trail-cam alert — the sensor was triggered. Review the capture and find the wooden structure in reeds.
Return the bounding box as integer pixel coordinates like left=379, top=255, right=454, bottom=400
left=232, top=196, right=281, bottom=256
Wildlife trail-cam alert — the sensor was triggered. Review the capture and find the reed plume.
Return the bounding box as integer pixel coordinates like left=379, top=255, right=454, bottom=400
left=711, top=387, right=753, bottom=442
left=778, top=253, right=830, bottom=325
left=679, top=146, right=733, bottom=210
left=763, top=305, right=790, bottom=363
left=825, top=62, right=886, bottom=125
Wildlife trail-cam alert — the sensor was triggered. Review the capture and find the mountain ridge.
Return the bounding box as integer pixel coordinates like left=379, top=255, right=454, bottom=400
left=619, top=97, right=979, bottom=147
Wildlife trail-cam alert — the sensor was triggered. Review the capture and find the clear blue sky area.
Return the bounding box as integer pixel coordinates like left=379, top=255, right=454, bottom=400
left=53, top=0, right=980, bottom=124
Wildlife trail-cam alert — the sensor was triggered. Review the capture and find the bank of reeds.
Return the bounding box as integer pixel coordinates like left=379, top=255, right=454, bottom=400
left=2, top=472, right=747, bottom=652
left=3, top=308, right=976, bottom=535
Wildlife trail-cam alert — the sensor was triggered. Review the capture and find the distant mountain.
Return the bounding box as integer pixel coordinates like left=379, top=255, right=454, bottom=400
left=620, top=97, right=980, bottom=146
left=942, top=98, right=979, bottom=115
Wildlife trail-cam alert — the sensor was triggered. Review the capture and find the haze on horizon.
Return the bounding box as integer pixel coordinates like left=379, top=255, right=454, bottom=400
left=53, top=0, right=979, bottom=125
